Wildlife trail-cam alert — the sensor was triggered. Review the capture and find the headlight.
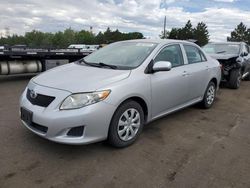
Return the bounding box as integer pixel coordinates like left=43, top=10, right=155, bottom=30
left=60, top=90, right=111, bottom=110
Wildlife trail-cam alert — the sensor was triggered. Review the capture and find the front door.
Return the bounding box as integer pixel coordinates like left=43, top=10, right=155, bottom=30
left=150, top=44, right=189, bottom=118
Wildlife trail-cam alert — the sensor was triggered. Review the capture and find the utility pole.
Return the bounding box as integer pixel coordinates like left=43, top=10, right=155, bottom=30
left=163, top=16, right=166, bottom=39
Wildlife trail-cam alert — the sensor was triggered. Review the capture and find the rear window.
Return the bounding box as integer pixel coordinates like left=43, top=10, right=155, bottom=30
left=203, top=44, right=240, bottom=55
left=184, top=45, right=207, bottom=64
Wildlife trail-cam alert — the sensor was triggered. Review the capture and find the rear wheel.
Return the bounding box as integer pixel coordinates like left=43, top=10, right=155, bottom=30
left=200, top=81, right=216, bottom=109
left=108, top=100, right=144, bottom=148
left=228, top=69, right=241, bottom=89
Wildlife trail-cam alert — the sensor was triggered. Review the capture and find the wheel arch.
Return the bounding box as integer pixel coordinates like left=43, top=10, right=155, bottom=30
left=116, top=96, right=149, bottom=123
left=210, top=77, right=218, bottom=88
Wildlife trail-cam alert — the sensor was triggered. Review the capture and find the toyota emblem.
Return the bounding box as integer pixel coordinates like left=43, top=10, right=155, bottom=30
left=30, top=90, right=37, bottom=99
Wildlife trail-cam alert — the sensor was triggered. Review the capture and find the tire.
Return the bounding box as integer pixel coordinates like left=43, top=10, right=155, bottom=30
left=228, top=69, right=242, bottom=89
left=108, top=100, right=144, bottom=148
left=200, top=81, right=216, bottom=109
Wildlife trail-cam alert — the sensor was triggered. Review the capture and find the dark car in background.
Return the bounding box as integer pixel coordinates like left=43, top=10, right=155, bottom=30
left=203, top=42, right=250, bottom=89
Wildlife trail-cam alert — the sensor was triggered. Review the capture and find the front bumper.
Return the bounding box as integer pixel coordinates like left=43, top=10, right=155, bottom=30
left=20, top=82, right=116, bottom=145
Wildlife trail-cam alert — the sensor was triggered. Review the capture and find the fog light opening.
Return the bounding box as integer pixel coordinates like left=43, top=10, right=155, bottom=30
left=67, top=126, right=84, bottom=137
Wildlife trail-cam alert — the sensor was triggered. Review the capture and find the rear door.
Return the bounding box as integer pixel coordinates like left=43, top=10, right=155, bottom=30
left=182, top=44, right=210, bottom=100
left=150, top=44, right=189, bottom=118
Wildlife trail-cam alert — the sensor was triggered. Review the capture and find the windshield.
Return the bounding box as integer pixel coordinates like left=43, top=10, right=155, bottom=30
left=203, top=43, right=240, bottom=55
left=84, top=42, right=157, bottom=70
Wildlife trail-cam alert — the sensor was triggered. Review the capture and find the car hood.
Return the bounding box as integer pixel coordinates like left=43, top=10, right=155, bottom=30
left=32, top=63, right=131, bottom=93
left=209, top=53, right=238, bottom=60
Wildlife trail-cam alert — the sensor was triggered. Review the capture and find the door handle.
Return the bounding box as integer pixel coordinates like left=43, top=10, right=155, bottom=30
left=182, top=71, right=189, bottom=76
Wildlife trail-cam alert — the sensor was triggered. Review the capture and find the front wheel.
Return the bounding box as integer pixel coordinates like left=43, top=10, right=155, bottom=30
left=228, top=69, right=241, bottom=89
left=200, top=81, right=216, bottom=109
left=108, top=100, right=144, bottom=148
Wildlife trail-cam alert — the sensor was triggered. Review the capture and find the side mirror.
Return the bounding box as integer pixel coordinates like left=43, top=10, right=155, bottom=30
left=153, top=61, right=172, bottom=72
left=241, top=52, right=248, bottom=57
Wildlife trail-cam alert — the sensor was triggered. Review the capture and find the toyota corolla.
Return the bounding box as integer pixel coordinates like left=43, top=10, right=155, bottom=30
left=20, top=39, right=221, bottom=147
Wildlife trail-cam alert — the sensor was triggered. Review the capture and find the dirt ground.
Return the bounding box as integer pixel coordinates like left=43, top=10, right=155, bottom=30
left=0, top=75, right=250, bottom=188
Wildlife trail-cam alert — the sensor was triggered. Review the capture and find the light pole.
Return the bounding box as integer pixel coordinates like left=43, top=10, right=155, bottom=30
left=163, top=16, right=166, bottom=38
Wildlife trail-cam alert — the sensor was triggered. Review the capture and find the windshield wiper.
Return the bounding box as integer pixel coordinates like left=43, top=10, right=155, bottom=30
left=78, top=59, right=101, bottom=67
left=216, top=51, right=226, bottom=54
left=78, top=59, right=117, bottom=69
left=98, top=62, right=117, bottom=69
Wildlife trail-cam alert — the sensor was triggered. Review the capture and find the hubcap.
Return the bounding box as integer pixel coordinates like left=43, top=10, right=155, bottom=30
left=117, top=108, right=141, bottom=141
left=206, top=85, right=215, bottom=105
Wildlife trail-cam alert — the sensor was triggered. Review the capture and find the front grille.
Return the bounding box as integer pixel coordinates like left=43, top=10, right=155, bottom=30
left=27, top=89, right=55, bottom=107
left=28, top=122, right=48, bottom=134
left=67, top=126, right=84, bottom=137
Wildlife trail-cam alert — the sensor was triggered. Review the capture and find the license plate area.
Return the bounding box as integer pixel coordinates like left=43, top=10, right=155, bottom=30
left=20, top=107, right=33, bottom=125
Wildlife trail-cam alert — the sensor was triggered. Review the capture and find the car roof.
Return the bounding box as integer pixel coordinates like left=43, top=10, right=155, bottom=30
left=119, top=39, right=198, bottom=46
left=207, top=42, right=243, bottom=45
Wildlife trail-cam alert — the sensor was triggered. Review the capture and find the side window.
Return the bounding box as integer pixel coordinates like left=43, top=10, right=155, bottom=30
left=200, top=51, right=207, bottom=61
left=244, top=45, right=249, bottom=53
left=154, top=44, right=184, bottom=68
left=242, top=45, right=247, bottom=53
left=184, top=45, right=206, bottom=64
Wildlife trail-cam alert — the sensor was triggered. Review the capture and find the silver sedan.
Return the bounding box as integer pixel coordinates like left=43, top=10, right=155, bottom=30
left=20, top=39, right=221, bottom=147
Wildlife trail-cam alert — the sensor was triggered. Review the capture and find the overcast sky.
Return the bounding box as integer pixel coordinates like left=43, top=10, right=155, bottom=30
left=0, top=0, right=250, bottom=41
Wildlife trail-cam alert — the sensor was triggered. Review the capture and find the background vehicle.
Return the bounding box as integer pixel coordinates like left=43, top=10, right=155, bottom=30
left=68, top=44, right=100, bottom=52
left=203, top=42, right=250, bottom=89
left=87, top=45, right=100, bottom=51
left=20, top=39, right=221, bottom=148
left=0, top=45, right=92, bottom=75
left=68, top=44, right=86, bottom=49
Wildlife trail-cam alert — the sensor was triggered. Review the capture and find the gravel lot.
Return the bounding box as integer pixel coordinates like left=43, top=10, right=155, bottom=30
left=0, top=75, right=250, bottom=188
